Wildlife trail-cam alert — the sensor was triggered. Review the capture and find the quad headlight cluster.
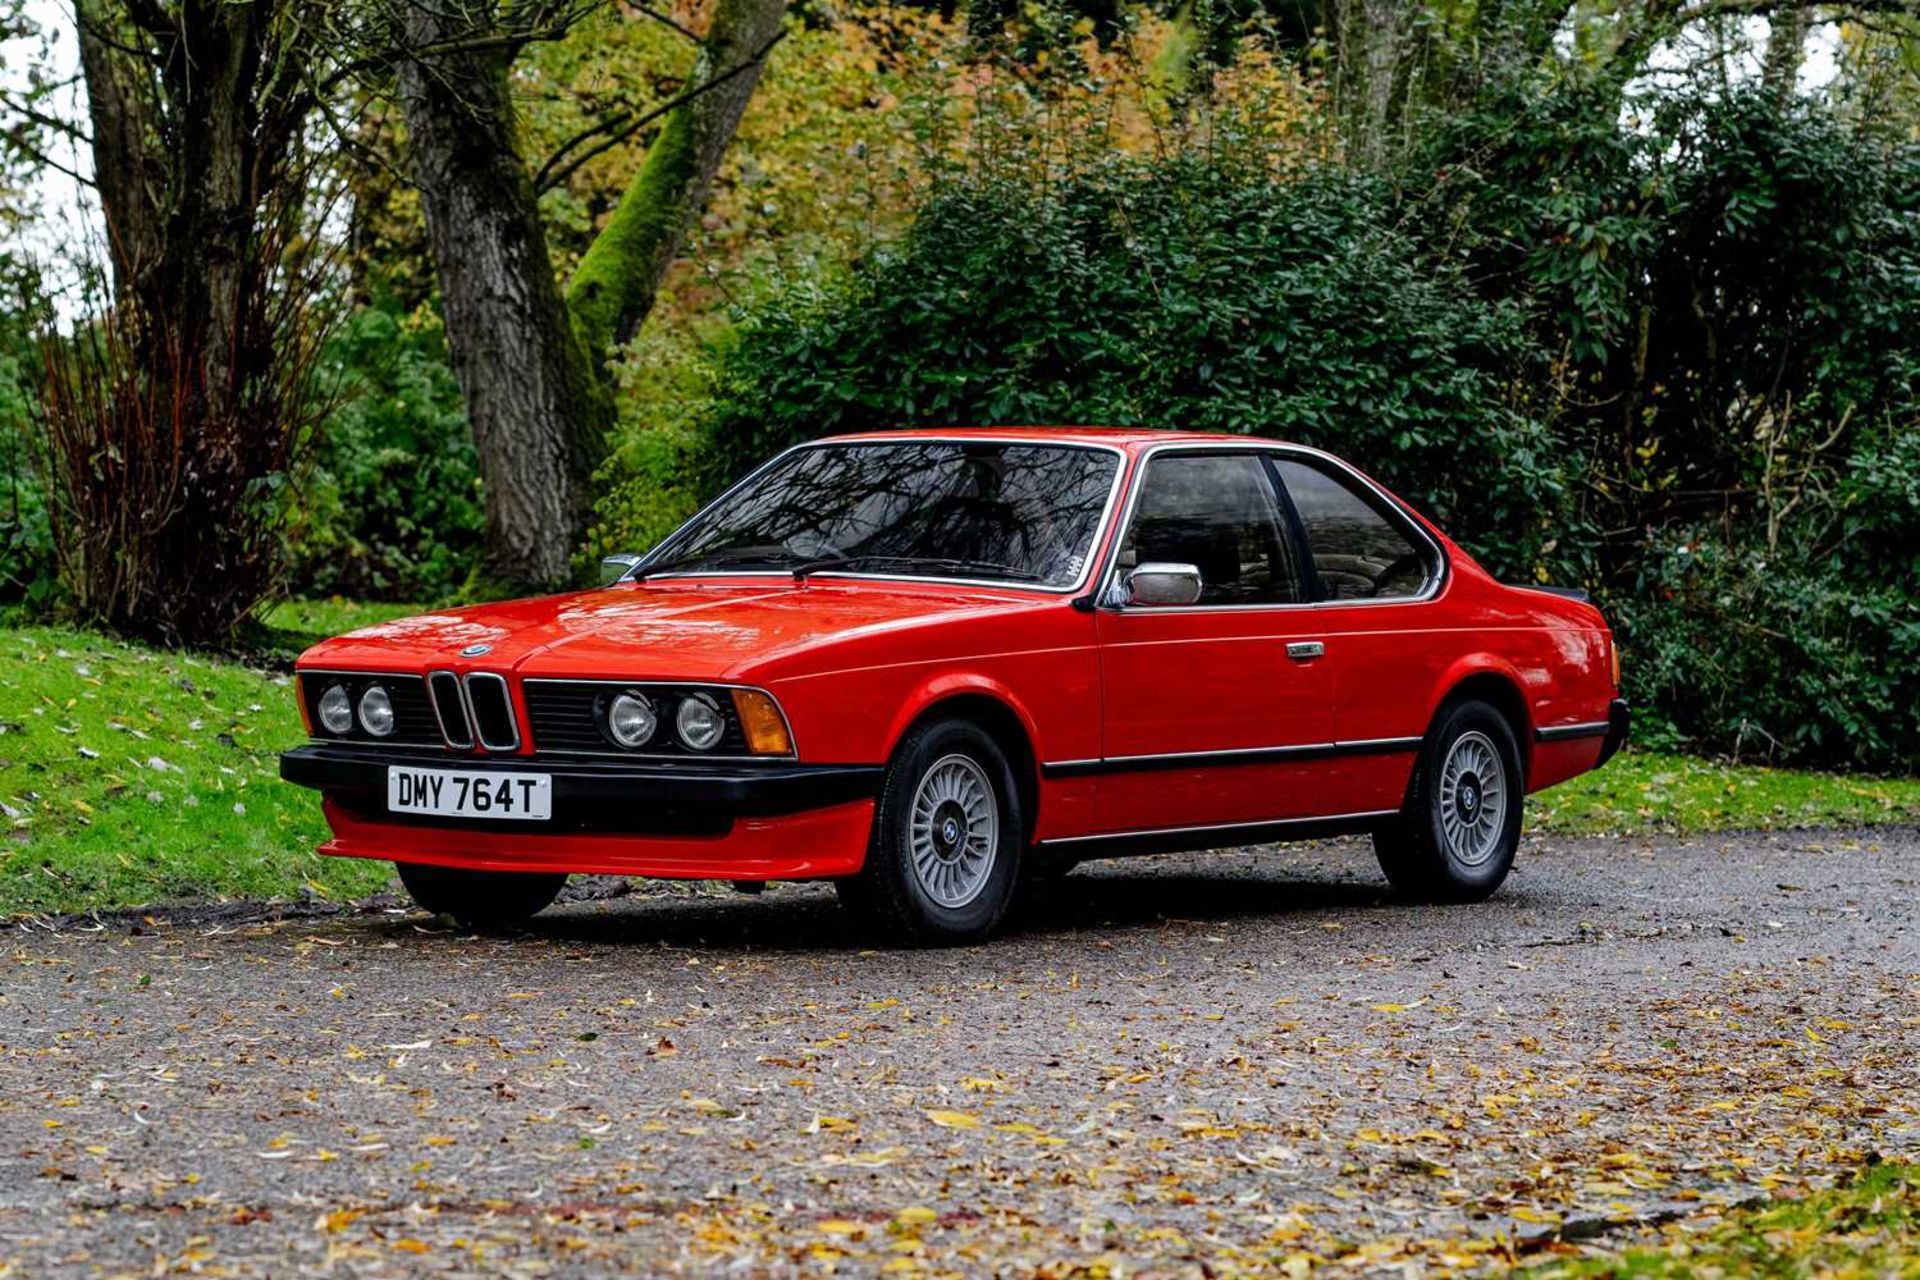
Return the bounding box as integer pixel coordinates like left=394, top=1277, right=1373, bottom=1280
left=594, top=686, right=791, bottom=756
left=315, top=680, right=397, bottom=737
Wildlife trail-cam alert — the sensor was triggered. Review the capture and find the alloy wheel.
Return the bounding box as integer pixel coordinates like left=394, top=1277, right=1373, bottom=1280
left=908, top=753, right=999, bottom=908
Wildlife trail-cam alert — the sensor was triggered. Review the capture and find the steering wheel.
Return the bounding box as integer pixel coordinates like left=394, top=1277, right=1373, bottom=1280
left=1369, top=551, right=1427, bottom=597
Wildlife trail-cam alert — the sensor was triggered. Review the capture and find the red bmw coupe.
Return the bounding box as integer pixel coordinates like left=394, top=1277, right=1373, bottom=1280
left=281, top=429, right=1626, bottom=942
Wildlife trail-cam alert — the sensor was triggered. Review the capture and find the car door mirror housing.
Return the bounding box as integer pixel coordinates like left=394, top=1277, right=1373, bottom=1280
left=1125, top=562, right=1203, bottom=607
left=600, top=553, right=643, bottom=586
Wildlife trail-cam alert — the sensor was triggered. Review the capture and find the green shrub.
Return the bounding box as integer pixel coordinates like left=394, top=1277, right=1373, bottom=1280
left=1618, top=530, right=1920, bottom=772
left=1420, top=84, right=1920, bottom=769
left=585, top=324, right=719, bottom=563
left=0, top=268, right=54, bottom=611
left=1417, top=85, right=1920, bottom=577
left=0, top=453, right=53, bottom=611
left=0, top=359, right=54, bottom=610
left=292, top=302, right=482, bottom=602
left=700, top=148, right=1575, bottom=581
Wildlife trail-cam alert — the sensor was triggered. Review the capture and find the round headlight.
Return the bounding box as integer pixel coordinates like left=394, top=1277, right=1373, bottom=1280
left=605, top=692, right=657, bottom=748
left=318, top=684, right=353, bottom=735
left=358, top=685, right=396, bottom=737
left=676, top=692, right=725, bottom=751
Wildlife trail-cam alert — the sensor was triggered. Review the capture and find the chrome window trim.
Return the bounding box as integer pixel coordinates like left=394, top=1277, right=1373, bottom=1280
left=463, top=671, right=521, bottom=752
left=1095, top=440, right=1450, bottom=614
left=426, top=669, right=475, bottom=750
left=626, top=435, right=1132, bottom=597
left=521, top=677, right=798, bottom=760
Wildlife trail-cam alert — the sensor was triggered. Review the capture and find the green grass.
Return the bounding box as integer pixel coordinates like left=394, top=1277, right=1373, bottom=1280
left=1531, top=748, right=1920, bottom=834
left=2, top=614, right=1918, bottom=915
left=1521, top=1159, right=1920, bottom=1278
left=254, top=597, right=426, bottom=658
left=0, top=622, right=392, bottom=914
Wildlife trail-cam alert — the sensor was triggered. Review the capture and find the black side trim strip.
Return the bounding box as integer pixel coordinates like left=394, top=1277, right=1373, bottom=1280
left=1535, top=720, right=1610, bottom=743
left=1597, top=699, right=1630, bottom=767
left=1038, top=809, right=1400, bottom=859
left=1513, top=584, right=1590, bottom=603
left=1041, top=737, right=1421, bottom=780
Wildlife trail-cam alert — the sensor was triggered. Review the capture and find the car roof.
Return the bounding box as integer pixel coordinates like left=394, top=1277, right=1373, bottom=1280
left=819, top=426, right=1296, bottom=453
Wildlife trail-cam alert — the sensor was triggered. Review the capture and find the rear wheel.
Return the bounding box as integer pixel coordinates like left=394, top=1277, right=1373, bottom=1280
left=835, top=717, right=1022, bottom=944
left=396, top=862, right=567, bottom=930
left=1373, top=699, right=1523, bottom=902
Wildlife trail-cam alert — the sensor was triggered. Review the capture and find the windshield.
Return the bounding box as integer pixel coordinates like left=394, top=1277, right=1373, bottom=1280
left=642, top=441, right=1122, bottom=589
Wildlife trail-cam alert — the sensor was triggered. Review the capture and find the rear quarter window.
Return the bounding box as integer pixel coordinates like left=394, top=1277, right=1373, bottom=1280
left=1274, top=459, right=1435, bottom=600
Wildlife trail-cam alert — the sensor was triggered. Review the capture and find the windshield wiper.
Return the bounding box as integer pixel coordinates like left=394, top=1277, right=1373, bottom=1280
left=630, top=548, right=802, bottom=580
left=792, top=554, right=1045, bottom=583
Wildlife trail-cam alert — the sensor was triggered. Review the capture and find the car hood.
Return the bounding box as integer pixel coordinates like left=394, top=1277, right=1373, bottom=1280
left=298, top=580, right=1052, bottom=681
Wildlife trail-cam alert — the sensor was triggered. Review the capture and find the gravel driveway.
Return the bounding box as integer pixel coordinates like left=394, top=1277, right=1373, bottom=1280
left=3, top=828, right=1916, bottom=1277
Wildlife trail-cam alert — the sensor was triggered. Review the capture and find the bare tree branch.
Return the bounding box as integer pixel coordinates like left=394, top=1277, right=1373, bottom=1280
left=0, top=87, right=92, bottom=144
left=1, top=125, right=94, bottom=186
left=71, top=8, right=157, bottom=61
left=622, top=0, right=701, bottom=43
left=117, top=0, right=175, bottom=38
left=532, top=28, right=786, bottom=194
left=316, top=21, right=586, bottom=98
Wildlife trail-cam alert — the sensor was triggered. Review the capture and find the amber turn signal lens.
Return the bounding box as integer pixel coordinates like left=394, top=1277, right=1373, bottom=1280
left=731, top=689, right=793, bottom=756
left=1610, top=642, right=1622, bottom=690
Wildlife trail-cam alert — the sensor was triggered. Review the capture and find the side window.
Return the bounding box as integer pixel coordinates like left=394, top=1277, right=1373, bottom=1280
left=1275, top=459, right=1432, bottom=600
left=1118, top=454, right=1303, bottom=605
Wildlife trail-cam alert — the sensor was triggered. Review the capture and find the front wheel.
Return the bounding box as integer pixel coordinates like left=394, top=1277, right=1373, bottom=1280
left=396, top=862, right=567, bottom=930
left=835, top=717, right=1023, bottom=944
left=1373, top=699, right=1523, bottom=902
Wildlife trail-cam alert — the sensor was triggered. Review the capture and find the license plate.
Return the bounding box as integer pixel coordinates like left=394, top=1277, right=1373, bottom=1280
left=387, top=766, right=552, bottom=821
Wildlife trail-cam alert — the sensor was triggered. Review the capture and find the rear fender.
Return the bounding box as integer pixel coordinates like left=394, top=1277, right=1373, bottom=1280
left=1427, top=654, right=1537, bottom=773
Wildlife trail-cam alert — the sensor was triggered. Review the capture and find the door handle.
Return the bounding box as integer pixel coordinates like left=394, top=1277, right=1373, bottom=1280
left=1286, top=641, right=1326, bottom=661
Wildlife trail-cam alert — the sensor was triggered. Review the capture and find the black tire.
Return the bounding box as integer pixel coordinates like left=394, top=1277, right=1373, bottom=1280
left=396, top=862, right=567, bottom=930
left=1373, top=699, right=1524, bottom=902
left=835, top=716, right=1023, bottom=944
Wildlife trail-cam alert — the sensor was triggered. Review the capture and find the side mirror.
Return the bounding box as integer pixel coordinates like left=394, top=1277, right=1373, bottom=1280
left=599, top=553, right=643, bottom=586
left=1124, top=562, right=1203, bottom=607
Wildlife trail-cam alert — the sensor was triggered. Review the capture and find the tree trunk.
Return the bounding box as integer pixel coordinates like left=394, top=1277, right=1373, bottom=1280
left=1330, top=0, right=1408, bottom=169
left=75, top=0, right=161, bottom=309
left=1762, top=6, right=1812, bottom=105
left=80, top=1, right=264, bottom=393
left=397, top=0, right=786, bottom=591
left=397, top=2, right=606, bottom=591
left=59, top=0, right=329, bottom=643
left=566, top=0, right=789, bottom=358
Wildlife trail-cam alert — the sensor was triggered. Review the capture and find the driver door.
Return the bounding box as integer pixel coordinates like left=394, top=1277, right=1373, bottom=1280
left=1091, top=450, right=1336, bottom=833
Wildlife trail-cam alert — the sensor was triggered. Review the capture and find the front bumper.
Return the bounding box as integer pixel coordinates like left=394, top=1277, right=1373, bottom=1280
left=281, top=743, right=881, bottom=824
left=1597, top=698, right=1630, bottom=767
left=279, top=744, right=884, bottom=879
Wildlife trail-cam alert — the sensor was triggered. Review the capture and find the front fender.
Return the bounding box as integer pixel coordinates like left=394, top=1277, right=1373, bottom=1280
left=881, top=671, right=1047, bottom=763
